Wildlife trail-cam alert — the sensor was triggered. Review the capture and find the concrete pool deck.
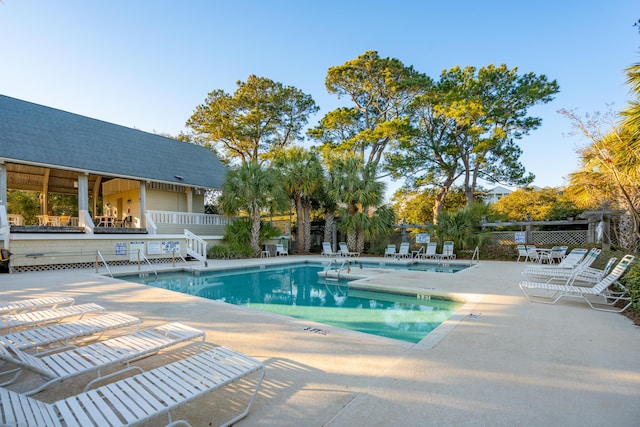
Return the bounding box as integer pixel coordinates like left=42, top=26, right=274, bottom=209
left=1, top=256, right=639, bottom=426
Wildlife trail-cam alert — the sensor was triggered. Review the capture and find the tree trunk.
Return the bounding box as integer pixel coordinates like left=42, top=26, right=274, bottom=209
left=432, top=186, right=449, bottom=224
left=295, top=193, right=304, bottom=253
left=347, top=232, right=357, bottom=253
left=250, top=210, right=261, bottom=256
left=303, top=205, right=312, bottom=253
left=356, top=228, right=366, bottom=253
left=324, top=210, right=335, bottom=244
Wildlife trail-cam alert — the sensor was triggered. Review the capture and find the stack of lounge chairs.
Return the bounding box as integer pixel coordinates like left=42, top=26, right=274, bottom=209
left=0, top=296, right=265, bottom=426
left=519, top=253, right=636, bottom=313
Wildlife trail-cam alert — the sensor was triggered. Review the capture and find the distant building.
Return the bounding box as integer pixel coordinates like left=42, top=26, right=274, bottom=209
left=485, top=186, right=513, bottom=204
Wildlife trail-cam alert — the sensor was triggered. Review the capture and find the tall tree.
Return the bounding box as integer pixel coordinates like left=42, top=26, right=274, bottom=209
left=388, top=64, right=559, bottom=221
left=219, top=161, right=288, bottom=255
left=273, top=147, right=324, bottom=253
left=309, top=51, right=431, bottom=173
left=309, top=51, right=428, bottom=249
left=187, top=75, right=319, bottom=164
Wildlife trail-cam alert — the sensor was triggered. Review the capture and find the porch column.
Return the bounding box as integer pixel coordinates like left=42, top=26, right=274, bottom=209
left=139, top=181, right=147, bottom=229
left=186, top=187, right=193, bottom=213
left=77, top=173, right=90, bottom=232
left=41, top=169, right=50, bottom=215
left=0, top=162, right=6, bottom=205
left=77, top=173, right=89, bottom=211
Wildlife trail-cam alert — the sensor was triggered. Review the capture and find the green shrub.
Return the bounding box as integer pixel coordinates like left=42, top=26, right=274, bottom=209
left=620, top=259, right=640, bottom=314
left=207, top=245, right=231, bottom=259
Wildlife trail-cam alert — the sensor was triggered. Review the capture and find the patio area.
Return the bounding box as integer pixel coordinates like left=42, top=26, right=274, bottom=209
left=1, top=257, right=639, bottom=426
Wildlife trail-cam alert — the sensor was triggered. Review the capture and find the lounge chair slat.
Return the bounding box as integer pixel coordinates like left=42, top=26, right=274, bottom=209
left=0, top=297, right=75, bottom=315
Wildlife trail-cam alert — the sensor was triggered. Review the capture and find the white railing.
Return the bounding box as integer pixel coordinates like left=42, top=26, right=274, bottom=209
left=79, top=210, right=94, bottom=234
left=146, top=212, right=157, bottom=235
left=184, top=229, right=207, bottom=265
left=148, top=211, right=231, bottom=226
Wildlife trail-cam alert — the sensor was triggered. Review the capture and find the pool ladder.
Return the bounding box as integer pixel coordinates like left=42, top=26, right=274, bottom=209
left=324, top=258, right=351, bottom=280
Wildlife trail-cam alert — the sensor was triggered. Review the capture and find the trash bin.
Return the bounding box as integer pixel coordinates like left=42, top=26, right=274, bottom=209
left=0, top=248, right=11, bottom=273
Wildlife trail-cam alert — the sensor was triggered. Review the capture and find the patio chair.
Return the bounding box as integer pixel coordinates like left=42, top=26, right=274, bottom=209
left=0, top=312, right=140, bottom=353
left=0, top=322, right=206, bottom=395
left=0, top=296, right=75, bottom=316
left=275, top=243, right=289, bottom=256
left=518, top=254, right=635, bottom=312
left=516, top=245, right=528, bottom=262
left=0, top=346, right=264, bottom=427
left=420, top=242, right=437, bottom=259
left=0, top=303, right=105, bottom=332
left=384, top=244, right=396, bottom=258
left=339, top=242, right=359, bottom=257
left=395, top=242, right=411, bottom=259
left=538, top=246, right=567, bottom=264
left=321, top=242, right=338, bottom=257
left=525, top=245, right=542, bottom=263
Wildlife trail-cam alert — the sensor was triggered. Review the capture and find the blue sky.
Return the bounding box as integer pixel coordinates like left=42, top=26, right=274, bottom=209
left=1, top=1, right=638, bottom=195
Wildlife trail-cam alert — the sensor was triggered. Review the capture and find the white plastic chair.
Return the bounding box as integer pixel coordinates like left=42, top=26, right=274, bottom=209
left=275, top=243, right=289, bottom=256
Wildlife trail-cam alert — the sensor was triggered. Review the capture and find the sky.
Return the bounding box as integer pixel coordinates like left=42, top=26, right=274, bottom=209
left=1, top=1, right=638, bottom=197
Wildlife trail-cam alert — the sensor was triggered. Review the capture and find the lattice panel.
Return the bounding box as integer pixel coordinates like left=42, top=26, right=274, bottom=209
left=488, top=232, right=516, bottom=245
left=531, top=231, right=586, bottom=246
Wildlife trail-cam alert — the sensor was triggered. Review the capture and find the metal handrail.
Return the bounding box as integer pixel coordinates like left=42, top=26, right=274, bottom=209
left=136, top=250, right=158, bottom=277
left=470, top=246, right=480, bottom=265
left=95, top=250, right=113, bottom=277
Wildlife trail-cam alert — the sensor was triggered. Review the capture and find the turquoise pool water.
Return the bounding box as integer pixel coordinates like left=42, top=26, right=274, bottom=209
left=119, top=263, right=464, bottom=343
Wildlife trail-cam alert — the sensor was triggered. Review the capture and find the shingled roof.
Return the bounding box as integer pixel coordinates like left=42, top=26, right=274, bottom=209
left=0, top=94, right=226, bottom=189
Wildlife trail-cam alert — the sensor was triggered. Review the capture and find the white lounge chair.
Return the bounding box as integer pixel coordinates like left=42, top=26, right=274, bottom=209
left=0, top=312, right=140, bottom=353
left=395, top=242, right=411, bottom=259
left=384, top=244, right=396, bottom=258
left=519, top=254, right=635, bottom=312
left=524, top=254, right=614, bottom=287
left=339, top=242, right=359, bottom=257
left=275, top=243, right=289, bottom=256
left=0, top=322, right=205, bottom=395
left=0, top=303, right=106, bottom=332
left=521, top=248, right=598, bottom=282
left=421, top=242, right=437, bottom=259
left=0, top=346, right=264, bottom=427
left=434, top=241, right=455, bottom=260
left=0, top=297, right=74, bottom=315
left=442, top=241, right=456, bottom=259
left=321, top=242, right=338, bottom=257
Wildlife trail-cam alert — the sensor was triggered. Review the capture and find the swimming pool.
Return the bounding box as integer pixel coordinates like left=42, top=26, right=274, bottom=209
left=119, top=263, right=464, bottom=343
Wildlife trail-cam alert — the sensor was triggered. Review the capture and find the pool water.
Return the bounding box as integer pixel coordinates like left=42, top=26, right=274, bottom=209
left=119, top=263, right=464, bottom=343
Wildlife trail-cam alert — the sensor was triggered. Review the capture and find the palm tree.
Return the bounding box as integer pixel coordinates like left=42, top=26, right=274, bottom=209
left=327, top=156, right=394, bottom=253
left=273, top=147, right=324, bottom=253
left=219, top=161, right=288, bottom=256
left=621, top=61, right=640, bottom=137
